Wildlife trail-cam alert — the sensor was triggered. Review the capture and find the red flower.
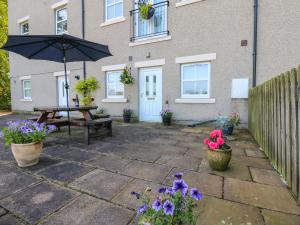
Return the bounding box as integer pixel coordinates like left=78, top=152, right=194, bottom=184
left=208, top=142, right=219, bottom=150
left=217, top=137, right=225, bottom=146
left=215, top=129, right=223, bottom=138
left=210, top=130, right=218, bottom=138
left=203, top=138, right=210, bottom=145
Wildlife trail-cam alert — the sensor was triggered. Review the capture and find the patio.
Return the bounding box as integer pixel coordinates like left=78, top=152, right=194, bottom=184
left=0, top=114, right=300, bottom=225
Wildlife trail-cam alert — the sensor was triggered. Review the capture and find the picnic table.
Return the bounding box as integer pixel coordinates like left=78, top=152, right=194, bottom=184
left=33, top=106, right=112, bottom=144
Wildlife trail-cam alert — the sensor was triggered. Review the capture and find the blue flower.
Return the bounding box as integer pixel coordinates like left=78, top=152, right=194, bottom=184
left=152, top=199, right=162, bottom=211
left=137, top=204, right=148, bottom=214
left=163, top=200, right=175, bottom=216
left=190, top=188, right=203, bottom=201
left=158, top=187, right=167, bottom=193
left=131, top=191, right=140, bottom=199
left=172, top=179, right=188, bottom=197
left=166, top=188, right=175, bottom=196
left=20, top=126, right=34, bottom=134
left=46, top=125, right=57, bottom=134
left=174, top=172, right=183, bottom=179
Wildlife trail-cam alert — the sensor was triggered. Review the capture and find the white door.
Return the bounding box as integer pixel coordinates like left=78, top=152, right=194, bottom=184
left=57, top=76, right=69, bottom=116
left=139, top=67, right=162, bottom=122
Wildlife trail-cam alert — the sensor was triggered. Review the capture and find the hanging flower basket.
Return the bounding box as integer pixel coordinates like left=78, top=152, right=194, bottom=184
left=120, top=68, right=134, bottom=85
left=138, top=1, right=155, bottom=20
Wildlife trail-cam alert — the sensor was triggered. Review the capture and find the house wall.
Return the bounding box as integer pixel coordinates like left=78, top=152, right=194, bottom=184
left=7, top=0, right=299, bottom=123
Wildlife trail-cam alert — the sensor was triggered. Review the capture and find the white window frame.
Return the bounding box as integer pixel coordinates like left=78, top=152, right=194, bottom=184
left=106, top=71, right=125, bottom=99
left=22, top=80, right=32, bottom=100
left=20, top=21, right=29, bottom=35
left=105, top=0, right=123, bottom=21
left=181, top=62, right=211, bottom=99
left=55, top=7, right=68, bottom=34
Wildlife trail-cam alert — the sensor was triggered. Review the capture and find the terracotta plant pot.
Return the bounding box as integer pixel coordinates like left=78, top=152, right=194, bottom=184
left=11, top=142, right=43, bottom=167
left=207, top=148, right=232, bottom=171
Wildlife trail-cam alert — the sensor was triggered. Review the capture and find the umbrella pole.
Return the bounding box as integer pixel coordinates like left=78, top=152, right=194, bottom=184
left=63, top=52, right=71, bottom=136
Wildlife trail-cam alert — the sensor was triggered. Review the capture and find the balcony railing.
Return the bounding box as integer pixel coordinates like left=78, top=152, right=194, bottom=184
left=130, top=1, right=169, bottom=42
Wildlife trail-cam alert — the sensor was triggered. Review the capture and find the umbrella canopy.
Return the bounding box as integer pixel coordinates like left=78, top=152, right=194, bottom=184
left=1, top=34, right=112, bottom=135
left=1, top=34, right=112, bottom=62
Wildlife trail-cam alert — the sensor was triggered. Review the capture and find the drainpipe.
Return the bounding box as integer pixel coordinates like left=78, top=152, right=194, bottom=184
left=252, top=0, right=258, bottom=87
left=82, top=0, right=86, bottom=80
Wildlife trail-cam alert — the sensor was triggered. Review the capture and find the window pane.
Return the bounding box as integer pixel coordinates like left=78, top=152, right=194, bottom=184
left=24, top=89, right=31, bottom=98
left=115, top=84, right=124, bottom=96
left=183, top=66, right=196, bottom=80
left=56, top=22, right=64, bottom=34
left=183, top=64, right=209, bottom=80
left=107, top=5, right=115, bottom=20
left=21, top=23, right=29, bottom=35
left=107, top=85, right=116, bottom=96
left=195, top=64, right=209, bottom=79
left=57, top=8, right=67, bottom=22
left=23, top=80, right=31, bottom=89
left=196, top=80, right=208, bottom=95
left=183, top=81, right=208, bottom=96
left=106, top=0, right=114, bottom=5
left=115, top=2, right=123, bottom=18
left=108, top=72, right=121, bottom=83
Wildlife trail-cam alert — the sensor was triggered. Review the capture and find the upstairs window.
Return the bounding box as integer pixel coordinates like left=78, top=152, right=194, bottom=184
left=56, top=7, right=68, bottom=34
left=22, top=80, right=32, bottom=100
left=181, top=63, right=210, bottom=98
left=105, top=0, right=123, bottom=21
left=106, top=71, right=124, bottom=98
left=20, top=22, right=29, bottom=35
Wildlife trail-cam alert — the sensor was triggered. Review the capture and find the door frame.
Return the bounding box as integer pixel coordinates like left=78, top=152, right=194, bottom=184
left=138, top=66, right=163, bottom=122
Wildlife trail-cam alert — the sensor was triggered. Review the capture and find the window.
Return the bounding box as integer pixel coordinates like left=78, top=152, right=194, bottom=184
left=20, top=22, right=29, bottom=35
left=181, top=63, right=210, bottom=98
left=22, top=80, right=31, bottom=100
left=106, top=71, right=124, bottom=98
left=105, top=0, right=123, bottom=21
left=56, top=7, right=67, bottom=34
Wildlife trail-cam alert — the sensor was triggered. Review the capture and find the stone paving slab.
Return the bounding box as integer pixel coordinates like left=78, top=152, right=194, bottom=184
left=196, top=196, right=265, bottom=225
left=0, top=214, right=25, bottom=225
left=122, top=161, right=171, bottom=183
left=42, top=145, right=76, bottom=157
left=121, top=146, right=162, bottom=163
left=87, top=154, right=132, bottom=172
left=261, top=209, right=300, bottom=225
left=112, top=179, right=162, bottom=209
left=0, top=149, right=15, bottom=163
left=37, top=162, right=94, bottom=184
left=164, top=169, right=223, bottom=198
left=40, top=194, right=134, bottom=225
left=58, top=149, right=100, bottom=162
left=155, top=153, right=202, bottom=171
left=245, top=148, right=266, bottom=158
left=250, top=167, right=286, bottom=187
left=23, top=156, right=61, bottom=173
left=198, top=159, right=252, bottom=181
left=0, top=163, right=40, bottom=199
left=0, top=207, right=7, bottom=217
left=224, top=178, right=300, bottom=215
left=69, top=169, right=132, bottom=200
left=231, top=155, right=273, bottom=170
left=0, top=182, right=79, bottom=225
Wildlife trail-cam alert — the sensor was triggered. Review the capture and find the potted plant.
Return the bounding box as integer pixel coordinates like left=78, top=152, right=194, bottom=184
left=123, top=108, right=133, bottom=123
left=131, top=172, right=202, bottom=225
left=120, top=68, right=134, bottom=85
left=160, top=109, right=173, bottom=126
left=75, top=76, right=100, bottom=106
left=138, top=0, right=155, bottom=20
left=216, top=113, right=241, bottom=135
left=203, top=129, right=232, bottom=171
left=0, top=120, right=56, bottom=167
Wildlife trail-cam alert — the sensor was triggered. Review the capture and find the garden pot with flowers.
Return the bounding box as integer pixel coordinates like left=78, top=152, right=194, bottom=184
left=203, top=129, right=232, bottom=171
left=131, top=172, right=202, bottom=225
left=216, top=113, right=241, bottom=136
left=0, top=120, right=56, bottom=167
left=160, top=109, right=173, bottom=126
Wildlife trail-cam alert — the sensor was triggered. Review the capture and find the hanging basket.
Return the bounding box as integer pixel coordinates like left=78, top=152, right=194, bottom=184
left=139, top=3, right=155, bottom=20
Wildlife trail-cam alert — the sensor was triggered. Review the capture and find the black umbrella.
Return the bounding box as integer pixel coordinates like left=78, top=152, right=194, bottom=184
left=1, top=34, right=112, bottom=134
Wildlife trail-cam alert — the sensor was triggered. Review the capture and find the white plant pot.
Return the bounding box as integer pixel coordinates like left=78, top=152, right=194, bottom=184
left=11, top=142, right=43, bottom=167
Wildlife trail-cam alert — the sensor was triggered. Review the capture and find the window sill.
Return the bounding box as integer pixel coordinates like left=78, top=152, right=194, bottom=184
left=175, top=98, right=215, bottom=104
left=102, top=98, right=128, bottom=103
left=175, top=0, right=205, bottom=8
left=129, top=35, right=171, bottom=47
left=20, top=99, right=32, bottom=102
left=100, top=17, right=126, bottom=27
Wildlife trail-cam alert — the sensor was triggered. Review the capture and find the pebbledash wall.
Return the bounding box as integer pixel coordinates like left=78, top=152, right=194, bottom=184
left=7, top=0, right=300, bottom=123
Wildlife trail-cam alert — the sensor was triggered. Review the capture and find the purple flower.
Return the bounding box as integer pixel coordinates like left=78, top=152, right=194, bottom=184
left=152, top=199, right=162, bottom=211
left=131, top=191, right=140, bottom=199
left=20, top=126, right=34, bottom=134
left=166, top=188, right=175, bottom=196
left=163, top=200, right=175, bottom=216
left=172, top=179, right=188, bottom=197
left=174, top=172, right=183, bottom=180
left=0, top=131, right=3, bottom=138
left=190, top=188, right=203, bottom=201
left=46, top=125, right=57, bottom=134
left=158, top=187, right=167, bottom=193
left=137, top=204, right=148, bottom=214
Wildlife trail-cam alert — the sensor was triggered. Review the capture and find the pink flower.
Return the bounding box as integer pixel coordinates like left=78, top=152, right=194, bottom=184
left=215, top=129, right=224, bottom=138
left=203, top=138, right=210, bottom=145
left=208, top=142, right=219, bottom=150
left=217, top=137, right=225, bottom=146
left=210, top=130, right=218, bottom=138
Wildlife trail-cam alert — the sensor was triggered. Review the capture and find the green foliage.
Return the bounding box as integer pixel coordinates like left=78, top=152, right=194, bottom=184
left=75, top=76, right=100, bottom=106
left=138, top=1, right=153, bottom=20
left=120, top=68, right=134, bottom=85
left=216, top=113, right=241, bottom=128
left=0, top=0, right=10, bottom=109
left=123, top=108, right=133, bottom=117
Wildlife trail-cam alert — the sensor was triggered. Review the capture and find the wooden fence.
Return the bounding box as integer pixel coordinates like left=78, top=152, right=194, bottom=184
left=249, top=65, right=300, bottom=203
